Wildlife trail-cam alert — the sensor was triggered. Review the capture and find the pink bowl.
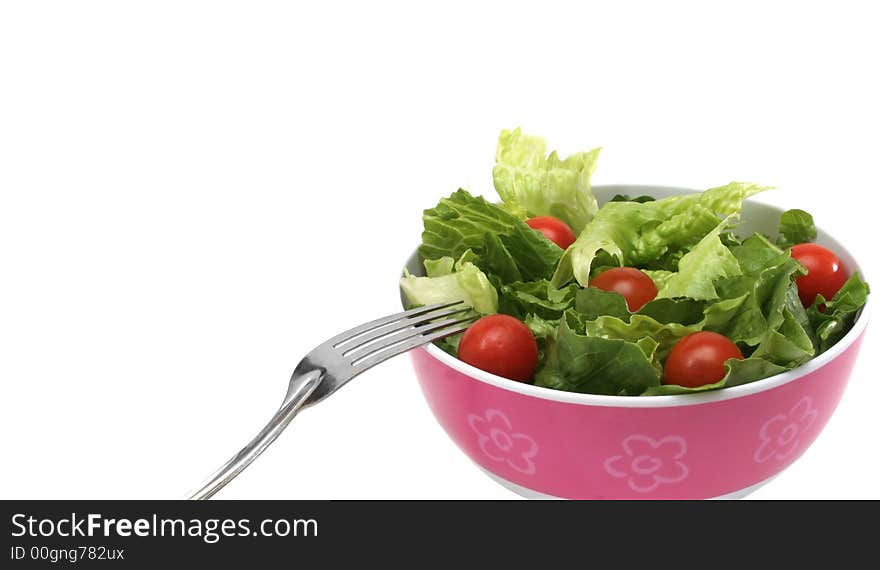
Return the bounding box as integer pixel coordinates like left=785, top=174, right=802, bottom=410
left=405, top=185, right=870, bottom=499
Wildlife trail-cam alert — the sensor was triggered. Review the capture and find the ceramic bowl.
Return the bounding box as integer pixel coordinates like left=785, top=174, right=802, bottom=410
left=404, top=185, right=869, bottom=499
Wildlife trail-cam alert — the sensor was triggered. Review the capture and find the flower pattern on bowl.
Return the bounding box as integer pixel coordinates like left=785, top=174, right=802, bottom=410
left=754, top=396, right=818, bottom=464
left=604, top=435, right=689, bottom=493
left=467, top=409, right=538, bottom=475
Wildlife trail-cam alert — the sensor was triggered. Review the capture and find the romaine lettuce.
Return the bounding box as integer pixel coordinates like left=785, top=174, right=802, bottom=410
left=636, top=298, right=705, bottom=326
left=776, top=209, right=816, bottom=248
left=808, top=272, right=870, bottom=353
left=580, top=313, right=703, bottom=371
left=655, top=220, right=743, bottom=301
left=551, top=182, right=770, bottom=287
left=534, top=312, right=660, bottom=395
left=573, top=287, right=630, bottom=321
left=498, top=279, right=579, bottom=320
left=703, top=235, right=805, bottom=346
left=493, top=128, right=600, bottom=234
left=523, top=313, right=559, bottom=341
left=420, top=189, right=562, bottom=281
left=400, top=255, right=498, bottom=315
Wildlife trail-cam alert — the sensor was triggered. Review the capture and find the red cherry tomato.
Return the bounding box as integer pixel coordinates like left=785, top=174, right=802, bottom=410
left=588, top=267, right=658, bottom=311
left=789, top=243, right=849, bottom=309
left=663, top=331, right=744, bottom=388
left=457, top=314, right=538, bottom=382
left=526, top=216, right=577, bottom=250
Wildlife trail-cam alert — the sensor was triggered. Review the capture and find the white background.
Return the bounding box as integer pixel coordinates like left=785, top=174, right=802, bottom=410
left=1, top=1, right=877, bottom=499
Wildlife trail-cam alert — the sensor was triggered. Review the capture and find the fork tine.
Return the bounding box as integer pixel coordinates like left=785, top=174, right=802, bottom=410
left=336, top=305, right=473, bottom=353
left=343, top=314, right=477, bottom=360
left=350, top=321, right=473, bottom=373
left=329, top=301, right=467, bottom=348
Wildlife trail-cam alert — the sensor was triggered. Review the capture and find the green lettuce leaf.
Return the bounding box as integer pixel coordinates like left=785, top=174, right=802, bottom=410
left=643, top=269, right=674, bottom=291
left=498, top=280, right=579, bottom=320
left=524, top=313, right=559, bottom=341
left=641, top=248, right=686, bottom=272
left=552, top=182, right=771, bottom=286
left=534, top=313, right=660, bottom=395
left=808, top=272, right=870, bottom=353
left=734, top=233, right=785, bottom=274
left=609, top=194, right=655, bottom=203
left=720, top=230, right=743, bottom=248
left=421, top=189, right=562, bottom=281
left=655, top=220, right=743, bottom=300
left=636, top=298, right=706, bottom=326
left=523, top=313, right=559, bottom=364
left=724, top=357, right=791, bottom=387
left=581, top=313, right=703, bottom=370
left=751, top=308, right=815, bottom=367
left=703, top=235, right=805, bottom=345
left=574, top=287, right=630, bottom=321
left=423, top=256, right=455, bottom=277
left=571, top=288, right=705, bottom=332
left=694, top=232, right=821, bottom=368
left=492, top=128, right=600, bottom=234
left=480, top=232, right=524, bottom=283
left=776, top=209, right=816, bottom=248
left=400, top=257, right=498, bottom=315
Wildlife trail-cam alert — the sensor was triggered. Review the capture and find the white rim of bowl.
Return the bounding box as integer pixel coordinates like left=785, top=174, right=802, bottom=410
left=415, top=185, right=872, bottom=408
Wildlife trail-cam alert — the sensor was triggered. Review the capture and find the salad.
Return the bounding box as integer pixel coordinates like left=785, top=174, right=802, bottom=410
left=400, top=129, right=870, bottom=396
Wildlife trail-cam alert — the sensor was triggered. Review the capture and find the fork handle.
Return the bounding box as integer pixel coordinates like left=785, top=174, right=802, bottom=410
left=187, top=369, right=323, bottom=500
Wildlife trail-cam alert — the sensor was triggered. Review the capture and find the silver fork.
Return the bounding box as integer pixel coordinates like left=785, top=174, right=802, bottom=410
left=187, top=301, right=474, bottom=500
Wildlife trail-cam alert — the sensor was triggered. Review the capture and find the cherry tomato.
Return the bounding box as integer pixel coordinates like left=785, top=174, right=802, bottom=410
left=663, top=331, right=744, bottom=388
left=457, top=314, right=538, bottom=382
left=789, top=243, right=849, bottom=309
left=526, top=216, right=577, bottom=250
left=588, top=267, right=658, bottom=311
